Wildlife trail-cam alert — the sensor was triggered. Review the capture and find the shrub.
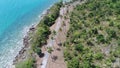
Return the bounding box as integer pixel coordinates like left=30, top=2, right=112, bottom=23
left=96, top=34, right=106, bottom=43
left=34, top=47, right=42, bottom=55
left=107, top=29, right=117, bottom=38
left=92, top=28, right=98, bottom=34
left=117, top=24, right=120, bottom=29
left=75, top=43, right=84, bottom=52
left=94, top=52, right=103, bottom=60
left=64, top=50, right=72, bottom=61
left=16, top=58, right=35, bottom=68
left=109, top=21, right=114, bottom=26
left=67, top=58, right=79, bottom=68
left=47, top=47, right=53, bottom=54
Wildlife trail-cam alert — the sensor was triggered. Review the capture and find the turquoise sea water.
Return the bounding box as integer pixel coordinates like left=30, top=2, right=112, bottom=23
left=0, top=0, right=58, bottom=68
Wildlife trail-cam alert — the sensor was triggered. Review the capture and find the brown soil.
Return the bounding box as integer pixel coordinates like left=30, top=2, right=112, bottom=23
left=36, top=1, right=86, bottom=68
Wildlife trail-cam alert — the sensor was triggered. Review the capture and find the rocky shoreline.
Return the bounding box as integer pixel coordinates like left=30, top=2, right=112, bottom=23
left=13, top=25, right=35, bottom=65
left=13, top=7, right=51, bottom=65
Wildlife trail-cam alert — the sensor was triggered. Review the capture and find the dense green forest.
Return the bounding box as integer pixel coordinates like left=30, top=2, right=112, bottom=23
left=64, top=0, right=120, bottom=68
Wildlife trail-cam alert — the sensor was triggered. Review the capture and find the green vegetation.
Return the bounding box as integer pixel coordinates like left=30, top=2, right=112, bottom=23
left=31, top=2, right=62, bottom=55
left=40, top=2, right=62, bottom=26
left=67, top=58, right=79, bottom=68
left=16, top=58, right=35, bottom=68
left=47, top=47, right=53, bottom=54
left=34, top=47, right=42, bottom=55
left=64, top=0, right=120, bottom=68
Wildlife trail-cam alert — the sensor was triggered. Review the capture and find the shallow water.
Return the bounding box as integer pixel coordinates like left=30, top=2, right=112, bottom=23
left=0, top=0, right=58, bottom=68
